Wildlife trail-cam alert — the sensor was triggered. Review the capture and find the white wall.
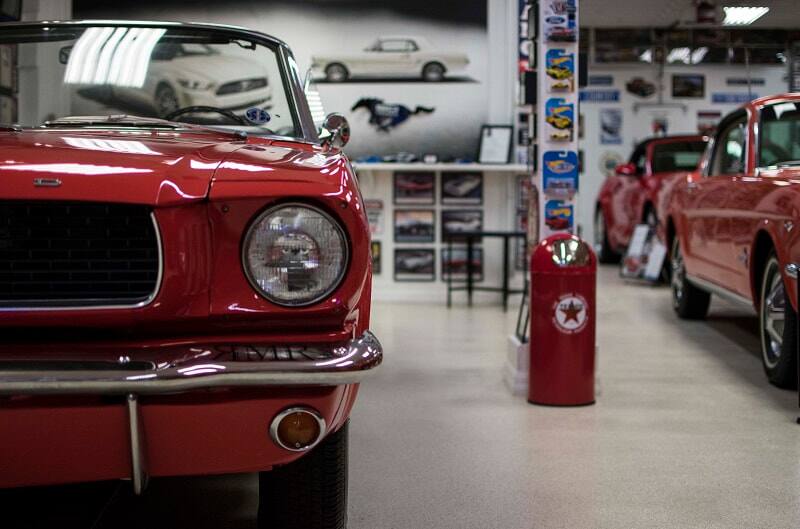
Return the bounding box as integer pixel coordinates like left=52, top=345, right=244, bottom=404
left=577, top=62, right=788, bottom=243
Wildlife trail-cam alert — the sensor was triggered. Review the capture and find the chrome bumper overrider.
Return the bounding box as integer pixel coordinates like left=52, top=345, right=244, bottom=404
left=0, top=331, right=383, bottom=396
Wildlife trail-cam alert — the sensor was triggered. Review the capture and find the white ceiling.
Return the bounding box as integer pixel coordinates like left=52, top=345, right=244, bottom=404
left=581, top=0, right=800, bottom=28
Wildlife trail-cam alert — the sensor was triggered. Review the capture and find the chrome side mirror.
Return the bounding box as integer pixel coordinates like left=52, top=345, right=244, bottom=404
left=320, top=113, right=350, bottom=152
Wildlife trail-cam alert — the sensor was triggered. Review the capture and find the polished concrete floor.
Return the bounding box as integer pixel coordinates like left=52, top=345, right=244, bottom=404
left=4, top=265, right=800, bottom=528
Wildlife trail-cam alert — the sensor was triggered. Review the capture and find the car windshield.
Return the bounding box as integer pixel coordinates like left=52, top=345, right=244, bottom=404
left=652, top=141, right=706, bottom=172
left=760, top=101, right=800, bottom=167
left=0, top=23, right=302, bottom=138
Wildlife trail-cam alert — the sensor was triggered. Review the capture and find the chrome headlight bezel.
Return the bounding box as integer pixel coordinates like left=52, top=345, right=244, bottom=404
left=241, top=202, right=350, bottom=307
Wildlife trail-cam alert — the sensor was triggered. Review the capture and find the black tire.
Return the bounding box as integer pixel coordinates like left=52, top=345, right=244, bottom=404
left=594, top=208, right=620, bottom=264
left=154, top=83, right=179, bottom=118
left=422, top=62, right=446, bottom=82
left=325, top=63, right=349, bottom=82
left=759, top=254, right=798, bottom=389
left=670, top=236, right=711, bottom=319
left=258, top=421, right=348, bottom=529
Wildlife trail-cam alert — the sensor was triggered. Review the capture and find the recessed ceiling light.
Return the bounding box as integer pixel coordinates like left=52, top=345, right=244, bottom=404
left=723, top=6, right=770, bottom=25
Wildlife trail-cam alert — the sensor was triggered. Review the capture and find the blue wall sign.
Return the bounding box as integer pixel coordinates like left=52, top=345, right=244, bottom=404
left=579, top=90, right=620, bottom=102
left=711, top=93, right=758, bottom=104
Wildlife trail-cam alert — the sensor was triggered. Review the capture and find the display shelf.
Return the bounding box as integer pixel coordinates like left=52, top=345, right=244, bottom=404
left=352, top=162, right=530, bottom=172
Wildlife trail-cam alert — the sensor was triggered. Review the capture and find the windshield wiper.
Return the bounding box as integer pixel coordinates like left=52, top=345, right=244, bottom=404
left=42, top=115, right=183, bottom=129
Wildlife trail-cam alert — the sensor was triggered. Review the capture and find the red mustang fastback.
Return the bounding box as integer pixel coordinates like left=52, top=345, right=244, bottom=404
left=666, top=93, right=800, bottom=388
left=0, top=21, right=382, bottom=529
left=594, top=135, right=708, bottom=262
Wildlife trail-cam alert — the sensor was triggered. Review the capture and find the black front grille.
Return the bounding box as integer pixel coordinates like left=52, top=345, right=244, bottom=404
left=0, top=202, right=160, bottom=307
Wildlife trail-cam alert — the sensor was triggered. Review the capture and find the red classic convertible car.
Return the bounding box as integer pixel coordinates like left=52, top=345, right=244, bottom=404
left=595, top=135, right=708, bottom=262
left=666, top=93, right=800, bottom=388
left=0, top=21, right=382, bottom=529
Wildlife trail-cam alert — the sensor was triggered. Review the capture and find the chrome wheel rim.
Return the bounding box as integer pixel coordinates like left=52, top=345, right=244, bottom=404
left=423, top=65, right=444, bottom=81
left=326, top=65, right=346, bottom=82
left=761, top=263, right=785, bottom=368
left=671, top=238, right=685, bottom=308
left=156, top=87, right=178, bottom=117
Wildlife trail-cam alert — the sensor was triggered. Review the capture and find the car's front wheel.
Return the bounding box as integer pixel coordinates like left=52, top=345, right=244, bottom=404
left=670, top=236, right=710, bottom=319
left=155, top=83, right=179, bottom=118
left=325, top=63, right=349, bottom=82
left=594, top=208, right=620, bottom=264
left=422, top=62, right=446, bottom=81
left=258, top=421, right=348, bottom=529
left=759, top=254, right=798, bottom=389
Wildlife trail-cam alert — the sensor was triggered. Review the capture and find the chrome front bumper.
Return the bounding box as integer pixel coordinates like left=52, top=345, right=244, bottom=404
left=0, top=331, right=383, bottom=396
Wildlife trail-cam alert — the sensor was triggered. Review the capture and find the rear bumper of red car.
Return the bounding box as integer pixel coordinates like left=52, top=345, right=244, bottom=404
left=0, top=331, right=382, bottom=491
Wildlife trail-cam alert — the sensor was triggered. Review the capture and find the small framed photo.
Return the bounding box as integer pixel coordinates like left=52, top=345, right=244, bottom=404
left=394, top=249, right=435, bottom=282
left=478, top=124, right=513, bottom=164
left=672, top=74, right=705, bottom=98
left=393, top=171, right=435, bottom=205
left=441, top=247, right=484, bottom=281
left=394, top=209, right=435, bottom=243
left=371, top=241, right=381, bottom=275
left=441, top=172, right=483, bottom=205
left=441, top=209, right=483, bottom=242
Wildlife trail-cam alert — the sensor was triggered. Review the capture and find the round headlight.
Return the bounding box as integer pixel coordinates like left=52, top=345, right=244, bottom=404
left=243, top=204, right=348, bottom=306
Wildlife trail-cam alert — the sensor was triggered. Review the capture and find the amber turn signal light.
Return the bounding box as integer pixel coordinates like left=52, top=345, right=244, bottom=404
left=270, top=407, right=327, bottom=452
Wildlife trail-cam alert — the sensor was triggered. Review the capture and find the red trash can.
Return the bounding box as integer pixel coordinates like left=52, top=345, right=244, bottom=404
left=528, top=234, right=596, bottom=406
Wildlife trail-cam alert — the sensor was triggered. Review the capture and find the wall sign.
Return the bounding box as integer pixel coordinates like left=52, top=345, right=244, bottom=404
left=579, top=89, right=620, bottom=102
left=364, top=199, right=385, bottom=236
left=711, top=93, right=758, bottom=104
left=588, top=75, right=613, bottom=86
left=726, top=77, right=765, bottom=86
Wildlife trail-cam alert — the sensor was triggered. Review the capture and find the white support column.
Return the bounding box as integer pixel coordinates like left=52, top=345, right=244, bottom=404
left=18, top=0, right=73, bottom=125
left=487, top=0, right=516, bottom=124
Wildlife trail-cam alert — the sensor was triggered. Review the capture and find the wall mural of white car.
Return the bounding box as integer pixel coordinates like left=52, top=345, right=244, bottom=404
left=73, top=43, right=273, bottom=118
left=312, top=36, right=469, bottom=82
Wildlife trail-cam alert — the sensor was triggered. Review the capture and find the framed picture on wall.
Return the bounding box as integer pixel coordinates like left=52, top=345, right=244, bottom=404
left=441, top=209, right=483, bottom=242
left=441, top=172, right=483, bottom=205
left=393, top=171, right=435, bottom=205
left=394, top=249, right=435, bottom=282
left=394, top=209, right=435, bottom=243
left=672, top=74, right=705, bottom=98
left=441, top=247, right=484, bottom=281
left=478, top=125, right=513, bottom=164
left=371, top=241, right=381, bottom=275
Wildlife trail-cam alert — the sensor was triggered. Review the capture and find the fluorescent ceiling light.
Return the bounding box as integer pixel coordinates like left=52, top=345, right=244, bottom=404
left=723, top=6, right=769, bottom=25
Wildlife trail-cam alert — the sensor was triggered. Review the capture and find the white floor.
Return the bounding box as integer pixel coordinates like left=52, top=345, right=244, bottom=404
left=6, top=265, right=799, bottom=528
left=349, top=265, right=800, bottom=529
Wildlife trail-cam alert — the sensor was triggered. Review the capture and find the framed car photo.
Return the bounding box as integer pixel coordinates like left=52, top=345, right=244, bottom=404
left=441, top=172, right=483, bottom=205
left=441, top=209, right=483, bottom=242
left=672, top=74, right=705, bottom=98
left=441, top=247, right=484, bottom=282
left=393, top=171, right=435, bottom=205
left=394, top=209, right=435, bottom=243
left=394, top=248, right=435, bottom=282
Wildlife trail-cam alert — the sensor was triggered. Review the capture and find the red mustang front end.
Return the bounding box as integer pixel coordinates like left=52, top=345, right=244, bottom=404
left=0, top=21, right=381, bottom=529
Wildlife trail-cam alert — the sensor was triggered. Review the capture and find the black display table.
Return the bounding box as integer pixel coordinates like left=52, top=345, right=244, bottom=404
left=444, top=230, right=527, bottom=311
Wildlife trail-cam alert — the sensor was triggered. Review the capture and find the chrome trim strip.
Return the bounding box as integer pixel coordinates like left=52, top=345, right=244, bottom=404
left=269, top=407, right=327, bottom=452
left=127, top=394, right=148, bottom=495
left=0, top=212, right=164, bottom=312
left=0, top=331, right=382, bottom=395
left=686, top=274, right=753, bottom=307
left=786, top=263, right=799, bottom=280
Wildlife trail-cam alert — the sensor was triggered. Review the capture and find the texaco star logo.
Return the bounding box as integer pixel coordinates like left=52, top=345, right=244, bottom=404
left=553, top=293, right=588, bottom=334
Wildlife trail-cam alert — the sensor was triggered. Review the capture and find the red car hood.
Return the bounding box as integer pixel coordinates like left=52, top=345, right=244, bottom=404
left=0, top=128, right=250, bottom=206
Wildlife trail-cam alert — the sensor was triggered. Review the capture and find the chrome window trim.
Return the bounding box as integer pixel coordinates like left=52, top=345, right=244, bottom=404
left=241, top=202, right=350, bottom=308
left=0, top=212, right=164, bottom=312
left=269, top=407, right=328, bottom=452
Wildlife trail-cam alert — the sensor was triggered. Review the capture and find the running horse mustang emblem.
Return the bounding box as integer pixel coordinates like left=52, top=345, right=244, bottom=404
left=351, top=97, right=435, bottom=132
